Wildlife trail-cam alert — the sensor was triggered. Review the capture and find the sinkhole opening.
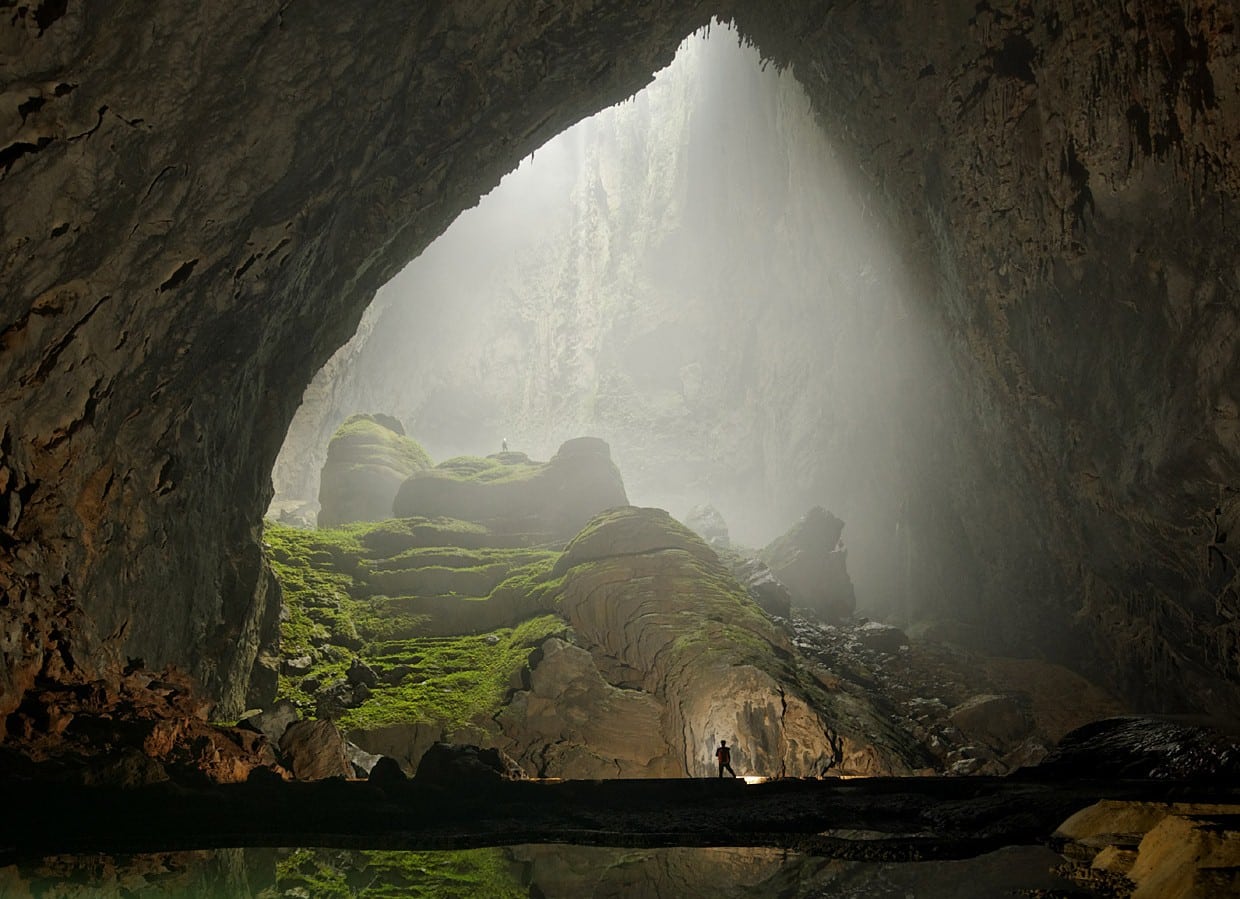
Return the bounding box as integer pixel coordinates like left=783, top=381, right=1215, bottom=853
left=270, top=21, right=940, bottom=623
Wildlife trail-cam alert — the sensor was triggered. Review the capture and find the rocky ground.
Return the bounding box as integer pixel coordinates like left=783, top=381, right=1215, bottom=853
left=786, top=612, right=1127, bottom=777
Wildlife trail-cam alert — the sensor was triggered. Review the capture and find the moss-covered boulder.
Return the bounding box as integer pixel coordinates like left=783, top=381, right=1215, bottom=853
left=317, top=414, right=432, bottom=527
left=760, top=507, right=856, bottom=621
left=392, top=437, right=628, bottom=541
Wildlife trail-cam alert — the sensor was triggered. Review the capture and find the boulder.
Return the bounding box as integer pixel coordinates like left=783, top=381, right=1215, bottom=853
left=497, top=637, right=677, bottom=778
left=317, top=414, right=431, bottom=527
left=855, top=621, right=909, bottom=654
left=684, top=504, right=730, bottom=549
left=345, top=740, right=383, bottom=777
left=732, top=558, right=792, bottom=619
left=348, top=722, right=445, bottom=775
left=948, top=694, right=1033, bottom=750
left=414, top=742, right=523, bottom=783
left=1054, top=800, right=1240, bottom=899
left=368, top=755, right=408, bottom=788
left=1036, top=716, right=1240, bottom=781
left=346, top=658, right=379, bottom=689
left=760, top=507, right=856, bottom=620
left=527, top=506, right=921, bottom=777
left=238, top=699, right=300, bottom=745
left=279, top=719, right=352, bottom=780
left=393, top=437, right=628, bottom=540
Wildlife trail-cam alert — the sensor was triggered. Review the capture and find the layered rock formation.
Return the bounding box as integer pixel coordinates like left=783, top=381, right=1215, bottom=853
left=2, top=1, right=1238, bottom=731
left=499, top=506, right=920, bottom=777
left=316, top=414, right=430, bottom=528
left=393, top=437, right=628, bottom=542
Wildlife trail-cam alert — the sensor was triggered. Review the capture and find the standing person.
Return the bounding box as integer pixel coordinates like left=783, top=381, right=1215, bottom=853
left=715, top=739, right=737, bottom=778
left=501, top=438, right=508, bottom=452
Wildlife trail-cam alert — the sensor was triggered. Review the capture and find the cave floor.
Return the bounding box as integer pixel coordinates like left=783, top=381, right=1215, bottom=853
left=0, top=773, right=1229, bottom=862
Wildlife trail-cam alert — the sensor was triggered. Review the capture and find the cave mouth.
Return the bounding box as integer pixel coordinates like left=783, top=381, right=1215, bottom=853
left=271, top=21, right=938, bottom=624
left=7, top=1, right=1240, bottom=890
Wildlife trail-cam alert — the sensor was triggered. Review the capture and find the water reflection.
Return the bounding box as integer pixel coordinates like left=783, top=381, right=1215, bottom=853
left=1, top=844, right=1079, bottom=897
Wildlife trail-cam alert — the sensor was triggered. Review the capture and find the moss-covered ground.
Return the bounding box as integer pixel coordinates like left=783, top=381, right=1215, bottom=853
left=264, top=519, right=565, bottom=734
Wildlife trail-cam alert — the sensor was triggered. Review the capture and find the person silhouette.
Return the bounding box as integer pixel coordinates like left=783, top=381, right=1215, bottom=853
left=715, top=739, right=737, bottom=778
left=501, top=438, right=508, bottom=452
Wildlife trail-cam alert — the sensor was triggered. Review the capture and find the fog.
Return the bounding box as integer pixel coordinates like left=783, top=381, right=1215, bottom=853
left=274, top=22, right=946, bottom=617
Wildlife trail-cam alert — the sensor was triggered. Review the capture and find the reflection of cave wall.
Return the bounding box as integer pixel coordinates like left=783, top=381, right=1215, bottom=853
left=3, top=2, right=1238, bottom=718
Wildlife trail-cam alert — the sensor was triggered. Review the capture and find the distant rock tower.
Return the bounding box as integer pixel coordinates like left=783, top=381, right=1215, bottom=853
left=317, top=414, right=431, bottom=527
left=683, top=503, right=730, bottom=549
left=760, top=507, right=856, bottom=620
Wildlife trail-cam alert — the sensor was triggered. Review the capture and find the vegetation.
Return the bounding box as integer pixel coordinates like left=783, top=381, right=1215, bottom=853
left=339, top=615, right=565, bottom=731
left=429, top=454, right=543, bottom=484
left=272, top=847, right=525, bottom=899
left=329, top=413, right=432, bottom=473
left=264, top=519, right=565, bottom=732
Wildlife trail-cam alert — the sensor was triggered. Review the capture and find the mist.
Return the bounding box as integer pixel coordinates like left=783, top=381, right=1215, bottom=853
left=273, top=22, right=948, bottom=619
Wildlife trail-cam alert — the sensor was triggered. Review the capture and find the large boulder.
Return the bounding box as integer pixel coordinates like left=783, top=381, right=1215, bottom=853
left=414, top=742, right=524, bottom=783
left=279, top=719, right=352, bottom=780
left=500, top=506, right=923, bottom=778
left=393, top=437, right=628, bottom=540
left=318, top=414, right=432, bottom=527
left=760, top=507, right=856, bottom=620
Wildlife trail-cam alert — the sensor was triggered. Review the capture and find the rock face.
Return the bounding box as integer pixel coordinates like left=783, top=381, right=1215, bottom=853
left=316, top=414, right=430, bottom=527
left=393, top=437, right=628, bottom=541
left=761, top=508, right=856, bottom=621
left=498, top=506, right=923, bottom=777
left=2, top=1, right=1239, bottom=729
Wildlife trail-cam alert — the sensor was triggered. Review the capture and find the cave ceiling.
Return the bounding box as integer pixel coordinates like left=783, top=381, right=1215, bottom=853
left=1, top=1, right=1237, bottom=719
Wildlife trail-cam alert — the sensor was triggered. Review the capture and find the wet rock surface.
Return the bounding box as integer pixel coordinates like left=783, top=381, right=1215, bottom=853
left=789, top=613, right=1126, bottom=776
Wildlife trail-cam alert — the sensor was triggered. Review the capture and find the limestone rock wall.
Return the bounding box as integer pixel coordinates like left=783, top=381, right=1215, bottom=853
left=733, top=0, right=1240, bottom=712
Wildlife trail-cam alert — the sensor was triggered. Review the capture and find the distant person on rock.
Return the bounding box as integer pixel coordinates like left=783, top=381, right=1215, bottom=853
left=501, top=438, right=508, bottom=452
left=715, top=739, right=737, bottom=778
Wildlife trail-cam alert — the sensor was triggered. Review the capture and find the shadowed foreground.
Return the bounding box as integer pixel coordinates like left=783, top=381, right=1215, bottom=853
left=1, top=773, right=1231, bottom=862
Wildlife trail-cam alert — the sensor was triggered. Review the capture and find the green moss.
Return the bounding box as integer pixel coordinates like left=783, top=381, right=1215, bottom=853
left=429, top=454, right=543, bottom=485
left=339, top=615, right=565, bottom=731
left=275, top=847, right=524, bottom=899
left=330, top=414, right=432, bottom=473
left=266, top=517, right=567, bottom=722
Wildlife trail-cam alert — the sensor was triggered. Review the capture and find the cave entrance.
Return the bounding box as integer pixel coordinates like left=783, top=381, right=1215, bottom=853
left=270, top=22, right=936, bottom=620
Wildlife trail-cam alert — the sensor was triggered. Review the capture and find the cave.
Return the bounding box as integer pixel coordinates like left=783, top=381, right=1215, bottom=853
left=3, top=1, right=1239, bottom=894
